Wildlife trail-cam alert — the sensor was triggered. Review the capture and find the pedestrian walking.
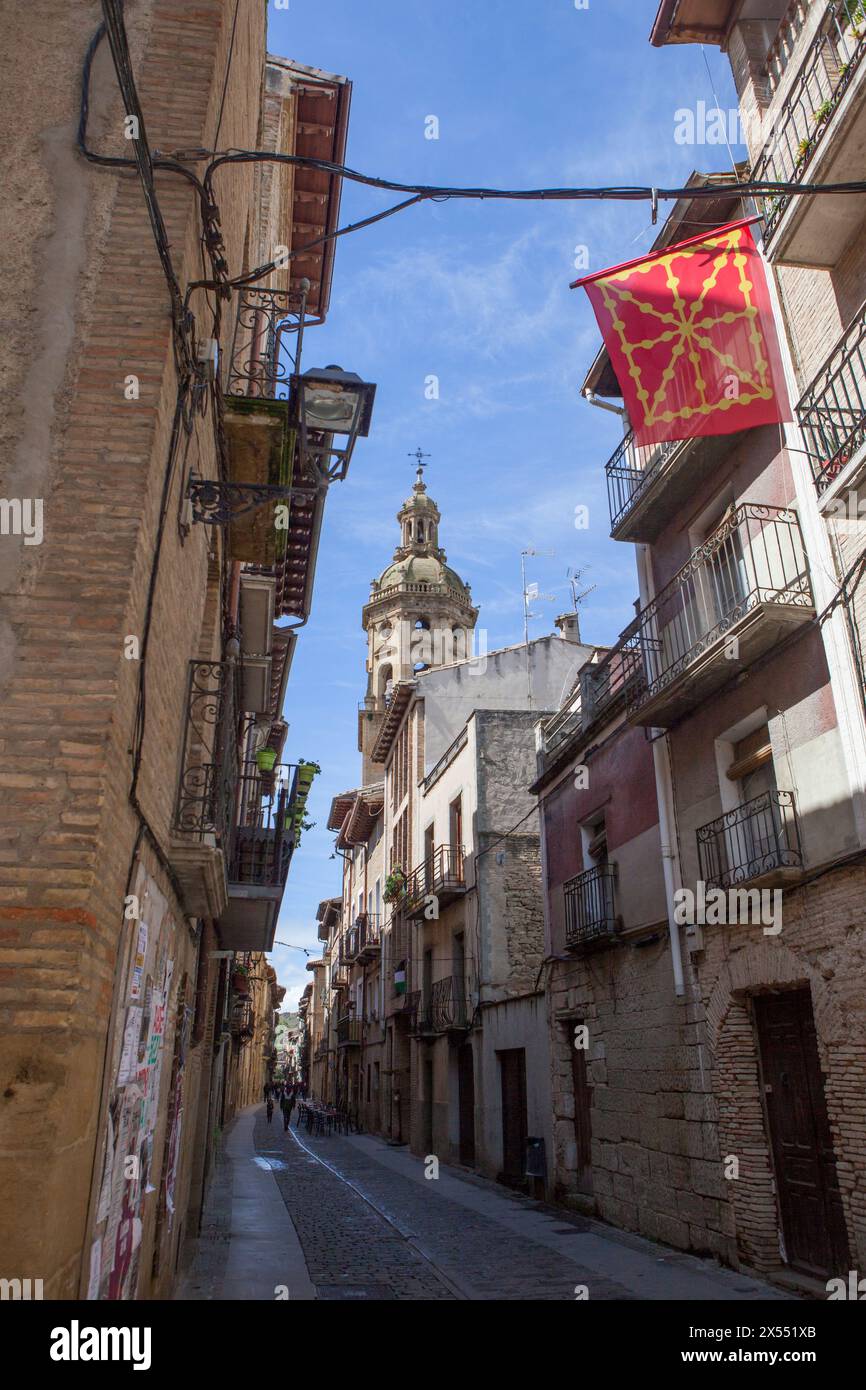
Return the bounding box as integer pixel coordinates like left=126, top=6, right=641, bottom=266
left=266, top=1097, right=274, bottom=1124
left=280, top=1090, right=294, bottom=1131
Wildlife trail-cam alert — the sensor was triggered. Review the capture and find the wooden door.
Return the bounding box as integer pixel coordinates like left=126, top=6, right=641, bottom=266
left=457, top=1043, right=476, bottom=1167
left=499, top=1049, right=528, bottom=1186
left=754, top=989, right=849, bottom=1279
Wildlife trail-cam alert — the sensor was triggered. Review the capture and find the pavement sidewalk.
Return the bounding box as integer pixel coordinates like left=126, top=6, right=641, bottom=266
left=176, top=1106, right=315, bottom=1301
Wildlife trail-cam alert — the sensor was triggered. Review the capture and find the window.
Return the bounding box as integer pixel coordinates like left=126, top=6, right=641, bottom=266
left=585, top=815, right=607, bottom=866
left=449, top=795, right=463, bottom=855
left=424, top=822, right=435, bottom=887
left=730, top=724, right=779, bottom=864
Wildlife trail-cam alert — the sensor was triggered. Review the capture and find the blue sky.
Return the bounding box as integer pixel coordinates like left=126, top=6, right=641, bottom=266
left=265, top=0, right=743, bottom=1006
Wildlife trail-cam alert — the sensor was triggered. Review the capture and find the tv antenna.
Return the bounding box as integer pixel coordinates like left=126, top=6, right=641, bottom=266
left=567, top=565, right=596, bottom=611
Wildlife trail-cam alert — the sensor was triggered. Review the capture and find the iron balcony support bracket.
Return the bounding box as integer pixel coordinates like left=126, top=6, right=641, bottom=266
left=186, top=474, right=294, bottom=526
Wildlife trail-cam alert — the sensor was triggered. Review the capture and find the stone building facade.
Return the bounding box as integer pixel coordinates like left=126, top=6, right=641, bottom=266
left=313, top=473, right=591, bottom=1186
left=531, top=0, right=866, bottom=1287
left=649, top=0, right=866, bottom=1289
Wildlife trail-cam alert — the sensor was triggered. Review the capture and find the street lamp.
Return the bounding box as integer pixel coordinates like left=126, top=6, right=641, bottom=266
left=295, top=364, right=377, bottom=481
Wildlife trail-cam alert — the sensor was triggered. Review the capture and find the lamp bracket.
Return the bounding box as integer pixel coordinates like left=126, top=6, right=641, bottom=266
left=186, top=474, right=293, bottom=525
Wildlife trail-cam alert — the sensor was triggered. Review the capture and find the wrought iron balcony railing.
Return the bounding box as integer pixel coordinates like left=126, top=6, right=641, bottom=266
left=226, top=286, right=307, bottom=402
left=538, top=691, right=582, bottom=770
left=344, top=923, right=361, bottom=963
left=580, top=628, right=645, bottom=728
left=228, top=761, right=297, bottom=890
left=606, top=429, right=691, bottom=536
left=797, top=300, right=866, bottom=493
left=172, top=659, right=301, bottom=890
left=564, top=864, right=617, bottom=948
left=401, top=989, right=421, bottom=1025
left=172, top=660, right=241, bottom=844
left=230, top=998, right=254, bottom=1041
left=336, top=1016, right=363, bottom=1047
left=403, top=845, right=466, bottom=917
left=751, top=3, right=866, bottom=244
left=331, top=947, right=349, bottom=991
left=697, top=790, right=804, bottom=891
left=628, top=505, right=812, bottom=721
left=430, top=976, right=469, bottom=1032
left=537, top=629, right=645, bottom=775
left=355, top=912, right=382, bottom=960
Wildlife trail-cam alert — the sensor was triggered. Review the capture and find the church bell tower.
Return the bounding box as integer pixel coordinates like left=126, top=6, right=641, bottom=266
left=358, top=459, right=478, bottom=783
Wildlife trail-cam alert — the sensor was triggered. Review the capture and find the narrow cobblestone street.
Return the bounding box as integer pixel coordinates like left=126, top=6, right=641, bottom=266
left=179, top=1107, right=791, bottom=1302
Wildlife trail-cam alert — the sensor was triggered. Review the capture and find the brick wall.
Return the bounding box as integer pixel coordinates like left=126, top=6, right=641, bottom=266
left=695, top=864, right=866, bottom=1274
left=0, top=0, right=273, bottom=1297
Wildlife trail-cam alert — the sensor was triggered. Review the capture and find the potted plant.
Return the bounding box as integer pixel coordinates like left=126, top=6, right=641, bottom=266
left=795, top=134, right=814, bottom=167
left=231, top=964, right=250, bottom=994
left=384, top=867, right=407, bottom=904
left=256, top=747, right=277, bottom=773
left=296, top=758, right=320, bottom=792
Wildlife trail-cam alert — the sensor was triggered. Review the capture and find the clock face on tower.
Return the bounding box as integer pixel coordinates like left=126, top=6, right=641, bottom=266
left=375, top=624, right=395, bottom=661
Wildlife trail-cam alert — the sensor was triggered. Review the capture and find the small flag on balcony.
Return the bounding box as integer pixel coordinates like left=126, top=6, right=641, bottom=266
left=572, top=218, right=790, bottom=444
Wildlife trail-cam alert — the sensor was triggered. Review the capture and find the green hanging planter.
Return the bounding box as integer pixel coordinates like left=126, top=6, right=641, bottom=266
left=256, top=747, right=277, bottom=773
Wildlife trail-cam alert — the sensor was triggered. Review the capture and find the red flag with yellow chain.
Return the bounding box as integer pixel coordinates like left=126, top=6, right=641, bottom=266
left=572, top=218, right=790, bottom=444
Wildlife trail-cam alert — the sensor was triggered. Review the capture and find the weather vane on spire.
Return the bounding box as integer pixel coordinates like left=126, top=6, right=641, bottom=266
left=408, top=446, right=431, bottom=486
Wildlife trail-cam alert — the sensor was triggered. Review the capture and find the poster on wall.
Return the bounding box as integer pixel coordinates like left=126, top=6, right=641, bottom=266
left=90, top=864, right=182, bottom=1300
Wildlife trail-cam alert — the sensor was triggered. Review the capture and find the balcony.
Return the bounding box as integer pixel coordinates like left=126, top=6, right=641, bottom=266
left=169, top=660, right=236, bottom=919
left=331, top=939, right=349, bottom=992
left=336, top=1016, right=363, bottom=1048
left=697, top=791, right=804, bottom=891
left=344, top=923, right=362, bottom=964
left=399, top=989, right=421, bottom=1028
left=219, top=761, right=299, bottom=952
left=418, top=977, right=470, bottom=1038
left=536, top=630, right=645, bottom=779
left=564, top=864, right=618, bottom=950
left=605, top=429, right=744, bottom=543
left=355, top=912, right=382, bottom=963
left=797, top=300, right=866, bottom=494
left=751, top=3, right=866, bottom=264
left=628, top=505, right=814, bottom=728
left=199, top=287, right=307, bottom=564
left=229, top=998, right=254, bottom=1043
left=580, top=628, right=645, bottom=729
left=403, top=845, right=466, bottom=919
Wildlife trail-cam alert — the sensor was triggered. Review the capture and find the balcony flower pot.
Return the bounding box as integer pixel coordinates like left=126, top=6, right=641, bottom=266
left=383, top=869, right=406, bottom=904
left=232, top=970, right=250, bottom=995
left=256, top=747, right=277, bottom=773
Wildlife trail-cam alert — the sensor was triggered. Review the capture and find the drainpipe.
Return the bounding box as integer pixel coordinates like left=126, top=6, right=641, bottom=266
left=636, top=543, right=686, bottom=998
left=582, top=389, right=627, bottom=418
